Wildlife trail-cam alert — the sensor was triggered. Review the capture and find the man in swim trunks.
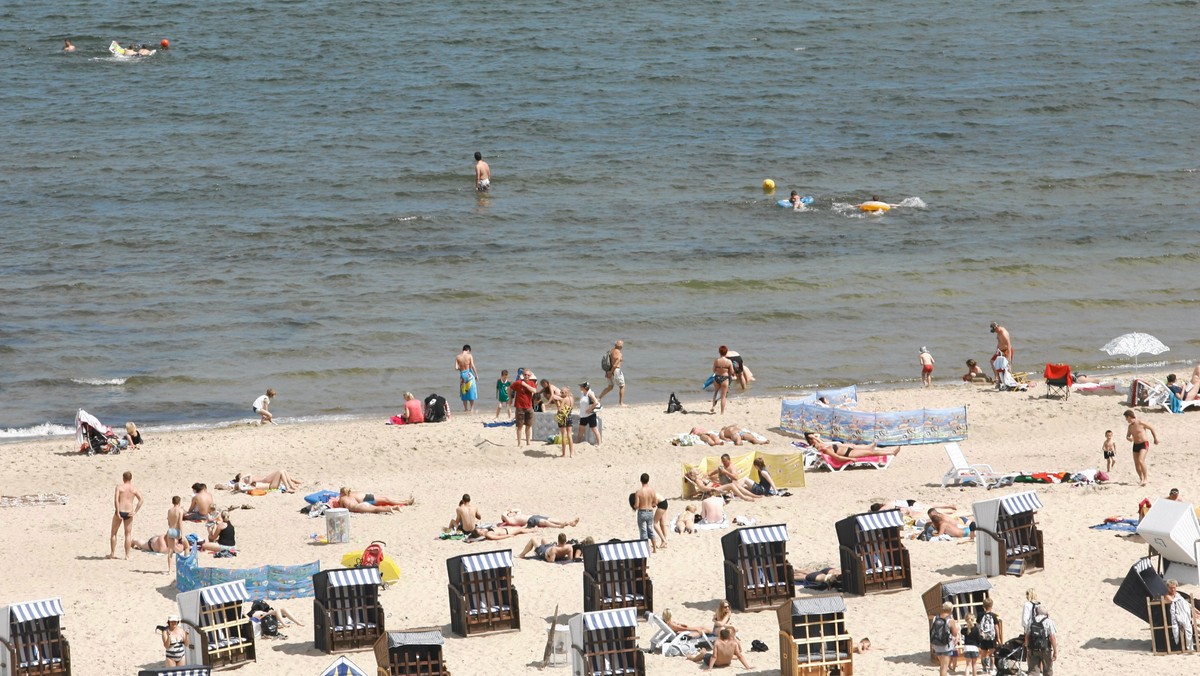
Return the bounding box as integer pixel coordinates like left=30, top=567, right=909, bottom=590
left=109, top=470, right=144, bottom=560
left=688, top=628, right=751, bottom=670
left=519, top=533, right=578, bottom=562
left=185, top=482, right=215, bottom=522
left=338, top=487, right=414, bottom=514
left=450, top=493, right=483, bottom=534
left=599, top=340, right=626, bottom=406
left=455, top=344, right=478, bottom=412
left=166, top=495, right=185, bottom=573
left=1124, top=409, right=1159, bottom=487
left=711, top=345, right=734, bottom=414
left=990, top=322, right=1013, bottom=380
left=502, top=509, right=579, bottom=529
left=474, top=151, right=491, bottom=192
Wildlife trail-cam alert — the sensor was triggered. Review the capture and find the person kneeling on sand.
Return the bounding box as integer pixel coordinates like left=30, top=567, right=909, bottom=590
left=688, top=628, right=752, bottom=670
left=338, top=487, right=414, bottom=514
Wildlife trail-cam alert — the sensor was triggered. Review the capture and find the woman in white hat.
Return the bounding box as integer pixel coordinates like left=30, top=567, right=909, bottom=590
left=161, top=614, right=189, bottom=666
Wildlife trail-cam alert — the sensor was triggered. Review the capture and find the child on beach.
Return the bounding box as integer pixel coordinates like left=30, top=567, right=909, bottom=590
left=1102, top=430, right=1116, bottom=473
left=920, top=347, right=935, bottom=387
left=962, top=359, right=992, bottom=383
left=495, top=370, right=512, bottom=420
left=978, top=597, right=1000, bottom=673
left=253, top=388, right=276, bottom=425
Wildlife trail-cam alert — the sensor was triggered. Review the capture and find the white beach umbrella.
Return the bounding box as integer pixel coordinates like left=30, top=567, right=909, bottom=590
left=1100, top=332, right=1169, bottom=377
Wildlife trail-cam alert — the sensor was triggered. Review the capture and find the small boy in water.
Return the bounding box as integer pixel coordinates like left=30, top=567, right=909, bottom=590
left=1102, top=429, right=1116, bottom=473
left=788, top=190, right=804, bottom=210
left=495, top=370, right=512, bottom=420
left=919, top=347, right=935, bottom=387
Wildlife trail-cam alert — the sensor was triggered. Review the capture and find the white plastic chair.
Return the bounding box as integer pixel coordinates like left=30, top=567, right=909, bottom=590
left=941, top=443, right=1009, bottom=488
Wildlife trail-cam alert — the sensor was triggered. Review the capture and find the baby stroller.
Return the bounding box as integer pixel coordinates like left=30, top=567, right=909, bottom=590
left=994, top=636, right=1027, bottom=675
left=75, top=408, right=123, bottom=455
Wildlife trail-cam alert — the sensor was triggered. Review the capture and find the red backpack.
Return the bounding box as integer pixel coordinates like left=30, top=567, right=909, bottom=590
left=358, top=541, right=385, bottom=568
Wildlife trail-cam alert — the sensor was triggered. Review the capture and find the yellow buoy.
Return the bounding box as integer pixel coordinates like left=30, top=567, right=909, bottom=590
left=762, top=179, right=776, bottom=192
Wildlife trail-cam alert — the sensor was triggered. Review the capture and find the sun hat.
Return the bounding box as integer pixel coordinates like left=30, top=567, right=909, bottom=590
left=168, top=614, right=181, bottom=622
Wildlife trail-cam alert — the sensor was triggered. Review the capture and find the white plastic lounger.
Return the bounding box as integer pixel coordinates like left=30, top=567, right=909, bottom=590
left=941, top=443, right=1013, bottom=489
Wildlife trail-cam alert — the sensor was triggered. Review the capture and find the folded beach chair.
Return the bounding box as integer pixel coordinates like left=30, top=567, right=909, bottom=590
left=991, top=356, right=1026, bottom=392
left=1042, top=363, right=1073, bottom=400
left=941, top=443, right=1012, bottom=489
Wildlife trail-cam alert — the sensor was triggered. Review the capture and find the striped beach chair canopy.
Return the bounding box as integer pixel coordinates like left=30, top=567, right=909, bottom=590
left=199, top=580, right=249, bottom=606
left=854, top=509, right=903, bottom=531
left=325, top=567, right=381, bottom=588
left=319, top=655, right=368, bottom=676
left=737, top=524, right=789, bottom=544
left=7, top=598, right=63, bottom=623
left=597, top=540, right=650, bottom=561
left=998, top=492, right=1042, bottom=515
left=137, top=668, right=213, bottom=676
left=461, top=550, right=513, bottom=573
left=581, top=607, right=638, bottom=631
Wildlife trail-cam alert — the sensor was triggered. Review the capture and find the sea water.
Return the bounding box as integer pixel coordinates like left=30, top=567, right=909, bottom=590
left=1, top=0, right=1196, bottom=435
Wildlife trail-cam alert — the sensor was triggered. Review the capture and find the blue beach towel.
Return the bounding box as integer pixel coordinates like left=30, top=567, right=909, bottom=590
left=482, top=420, right=515, bottom=428
left=1090, top=519, right=1139, bottom=533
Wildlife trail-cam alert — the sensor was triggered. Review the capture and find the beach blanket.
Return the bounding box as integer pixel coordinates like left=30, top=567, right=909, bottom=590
left=1091, top=519, right=1139, bottom=533
left=0, top=493, right=69, bottom=508
left=482, top=420, right=515, bottom=427
left=695, top=517, right=729, bottom=531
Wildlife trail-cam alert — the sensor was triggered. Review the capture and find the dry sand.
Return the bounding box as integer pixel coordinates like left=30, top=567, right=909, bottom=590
left=1, top=372, right=1196, bottom=674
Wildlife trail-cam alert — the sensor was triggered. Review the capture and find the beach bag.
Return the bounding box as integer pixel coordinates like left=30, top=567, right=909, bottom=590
left=930, top=616, right=951, bottom=646
left=1028, top=616, right=1050, bottom=651
left=979, top=612, right=997, bottom=642
left=260, top=614, right=279, bottom=637
left=424, top=394, right=447, bottom=422
left=358, top=540, right=386, bottom=568
left=666, top=392, right=685, bottom=414
left=601, top=351, right=612, bottom=373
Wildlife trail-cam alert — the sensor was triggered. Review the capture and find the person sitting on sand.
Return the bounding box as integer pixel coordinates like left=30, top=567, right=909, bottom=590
left=699, top=495, right=726, bottom=524
left=206, top=510, right=237, bottom=550
left=803, top=432, right=901, bottom=459
left=795, top=566, right=842, bottom=589
left=450, top=493, right=482, bottom=533
left=519, top=532, right=581, bottom=562
left=689, top=427, right=724, bottom=446
left=501, top=509, right=579, bottom=529
left=719, top=425, right=770, bottom=445
left=675, top=504, right=699, bottom=534
left=689, top=628, right=752, bottom=670
left=184, top=483, right=215, bottom=521
left=338, top=487, right=414, bottom=514
left=227, top=469, right=304, bottom=493
left=962, top=359, right=993, bottom=383
left=400, top=392, right=425, bottom=424
left=749, top=457, right=784, bottom=496
left=686, top=468, right=759, bottom=502
left=926, top=508, right=975, bottom=539
left=710, top=601, right=740, bottom=640
left=124, top=422, right=144, bottom=447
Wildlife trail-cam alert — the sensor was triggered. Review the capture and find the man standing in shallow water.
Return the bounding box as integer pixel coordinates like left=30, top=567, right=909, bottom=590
left=110, top=470, right=144, bottom=560
left=474, top=151, right=491, bottom=192
left=455, top=344, right=478, bottom=412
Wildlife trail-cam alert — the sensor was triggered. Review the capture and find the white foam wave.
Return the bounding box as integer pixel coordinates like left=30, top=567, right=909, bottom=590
left=897, top=196, right=927, bottom=208
left=0, top=423, right=75, bottom=438
left=71, top=377, right=127, bottom=386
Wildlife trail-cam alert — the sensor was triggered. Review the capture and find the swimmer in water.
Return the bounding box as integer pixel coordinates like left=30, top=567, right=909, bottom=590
left=788, top=191, right=805, bottom=210
left=63, top=39, right=76, bottom=52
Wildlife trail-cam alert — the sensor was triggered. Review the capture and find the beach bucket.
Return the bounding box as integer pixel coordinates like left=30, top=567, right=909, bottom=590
left=325, top=507, right=350, bottom=544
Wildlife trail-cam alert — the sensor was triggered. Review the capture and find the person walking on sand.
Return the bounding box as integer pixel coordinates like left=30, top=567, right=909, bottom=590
left=474, top=151, right=491, bottom=192
left=1125, top=409, right=1159, bottom=487
left=253, top=388, right=276, bottom=425
left=990, top=322, right=1013, bottom=378
left=634, top=473, right=660, bottom=551
left=920, top=347, right=935, bottom=387
left=1102, top=430, right=1117, bottom=474
left=1025, top=603, right=1057, bottom=676
left=931, top=601, right=960, bottom=676
left=110, top=471, right=144, bottom=560
left=599, top=339, right=626, bottom=406
left=166, top=496, right=185, bottom=573
left=711, top=345, right=734, bottom=414
left=455, top=345, right=479, bottom=412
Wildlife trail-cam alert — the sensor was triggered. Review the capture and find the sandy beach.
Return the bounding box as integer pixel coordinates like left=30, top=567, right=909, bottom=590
left=1, top=372, right=1196, bottom=674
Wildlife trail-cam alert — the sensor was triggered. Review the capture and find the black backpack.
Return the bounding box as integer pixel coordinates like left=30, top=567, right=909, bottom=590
left=601, top=351, right=613, bottom=373
left=666, top=392, right=686, bottom=414
left=260, top=614, right=279, bottom=637
left=929, top=616, right=951, bottom=646
left=424, top=394, right=447, bottom=422
left=1028, top=616, right=1050, bottom=651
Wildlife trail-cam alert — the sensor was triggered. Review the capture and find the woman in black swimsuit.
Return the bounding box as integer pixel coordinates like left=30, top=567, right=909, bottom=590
left=803, top=432, right=903, bottom=459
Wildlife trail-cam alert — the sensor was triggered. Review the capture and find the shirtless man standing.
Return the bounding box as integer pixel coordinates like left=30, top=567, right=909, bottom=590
left=474, top=151, right=491, bottom=192
left=711, top=346, right=734, bottom=414
left=990, top=322, right=1013, bottom=379
left=599, top=340, right=626, bottom=406
left=634, top=473, right=660, bottom=551
left=166, top=496, right=185, bottom=573
left=1125, top=409, right=1160, bottom=487
left=689, top=628, right=752, bottom=670
left=110, top=471, right=145, bottom=560
left=455, top=345, right=478, bottom=412
left=450, top=494, right=482, bottom=534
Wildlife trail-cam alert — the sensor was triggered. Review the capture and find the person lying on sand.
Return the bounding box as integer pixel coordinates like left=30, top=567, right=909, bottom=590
left=926, top=508, right=975, bottom=539
left=795, top=566, right=842, bottom=589
left=870, top=498, right=958, bottom=520
left=719, top=425, right=770, bottom=445
left=472, top=525, right=535, bottom=541
left=338, top=487, right=414, bottom=514
left=804, top=432, right=902, bottom=459
left=688, top=427, right=723, bottom=446
left=222, top=469, right=304, bottom=493
left=518, top=533, right=582, bottom=562
left=132, top=534, right=188, bottom=555
left=501, top=509, right=579, bottom=528
left=675, top=504, right=699, bottom=534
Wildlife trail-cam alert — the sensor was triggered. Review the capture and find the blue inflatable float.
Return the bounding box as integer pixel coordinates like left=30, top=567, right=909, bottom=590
left=777, top=196, right=814, bottom=208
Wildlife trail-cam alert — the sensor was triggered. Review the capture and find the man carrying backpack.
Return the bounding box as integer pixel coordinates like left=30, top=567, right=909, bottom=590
left=1025, top=604, right=1057, bottom=675
left=929, top=602, right=960, bottom=676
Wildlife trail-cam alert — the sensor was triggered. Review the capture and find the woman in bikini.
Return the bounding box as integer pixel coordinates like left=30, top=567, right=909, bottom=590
left=685, top=468, right=760, bottom=502
left=803, top=432, right=902, bottom=459
left=233, top=469, right=305, bottom=493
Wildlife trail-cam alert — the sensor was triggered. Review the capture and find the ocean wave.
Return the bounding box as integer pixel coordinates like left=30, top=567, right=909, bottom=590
left=0, top=423, right=74, bottom=439
left=71, top=377, right=127, bottom=386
